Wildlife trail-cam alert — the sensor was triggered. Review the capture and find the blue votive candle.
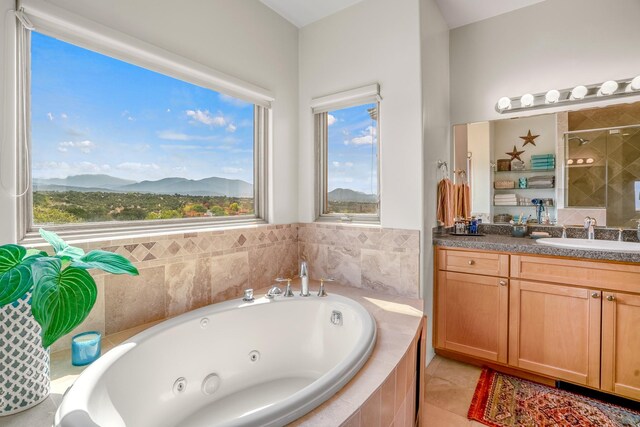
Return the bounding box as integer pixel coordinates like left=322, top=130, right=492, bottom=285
left=71, top=331, right=102, bottom=366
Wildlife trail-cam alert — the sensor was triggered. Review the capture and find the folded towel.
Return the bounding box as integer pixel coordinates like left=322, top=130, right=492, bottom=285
left=531, top=154, right=555, bottom=159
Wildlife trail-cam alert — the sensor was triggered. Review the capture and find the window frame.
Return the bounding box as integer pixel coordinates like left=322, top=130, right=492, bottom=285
left=15, top=4, right=272, bottom=242
left=313, top=85, right=381, bottom=223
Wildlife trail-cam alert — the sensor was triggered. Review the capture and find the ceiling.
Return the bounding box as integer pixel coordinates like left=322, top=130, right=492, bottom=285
left=260, top=0, right=546, bottom=29
left=259, top=0, right=365, bottom=28
left=435, top=0, right=546, bottom=29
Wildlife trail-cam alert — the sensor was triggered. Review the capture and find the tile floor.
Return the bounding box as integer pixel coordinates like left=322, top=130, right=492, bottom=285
left=424, top=355, right=485, bottom=426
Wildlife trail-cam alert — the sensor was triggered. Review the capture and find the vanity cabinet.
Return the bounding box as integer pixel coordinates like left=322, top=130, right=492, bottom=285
left=435, top=247, right=640, bottom=400
left=508, top=280, right=601, bottom=388
left=436, top=271, right=508, bottom=363
left=601, top=292, right=640, bottom=400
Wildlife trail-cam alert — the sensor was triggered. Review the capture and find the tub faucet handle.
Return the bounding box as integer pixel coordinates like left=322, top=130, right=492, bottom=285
left=561, top=225, right=567, bottom=239
left=242, top=288, right=254, bottom=302
left=318, top=278, right=334, bottom=297
left=276, top=277, right=294, bottom=297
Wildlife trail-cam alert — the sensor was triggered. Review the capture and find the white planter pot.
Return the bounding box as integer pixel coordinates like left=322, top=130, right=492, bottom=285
left=0, top=293, right=50, bottom=416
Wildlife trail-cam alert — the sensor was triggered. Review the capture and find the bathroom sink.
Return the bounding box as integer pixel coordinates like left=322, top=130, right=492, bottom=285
left=536, top=238, right=640, bottom=252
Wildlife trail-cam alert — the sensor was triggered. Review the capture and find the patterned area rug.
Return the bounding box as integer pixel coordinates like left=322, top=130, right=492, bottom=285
left=468, top=368, right=640, bottom=427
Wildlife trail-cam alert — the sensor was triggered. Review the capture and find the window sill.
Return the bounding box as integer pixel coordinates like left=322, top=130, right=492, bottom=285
left=315, top=215, right=381, bottom=227
left=20, top=218, right=267, bottom=248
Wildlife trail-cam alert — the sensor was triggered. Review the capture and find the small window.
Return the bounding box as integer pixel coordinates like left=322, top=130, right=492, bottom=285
left=27, top=31, right=267, bottom=228
left=314, top=87, right=380, bottom=222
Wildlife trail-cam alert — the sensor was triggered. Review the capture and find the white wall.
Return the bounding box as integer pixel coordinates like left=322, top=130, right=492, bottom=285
left=298, top=0, right=424, bottom=230
left=450, top=0, right=640, bottom=125
left=420, top=0, right=450, bottom=360
left=0, top=0, right=299, bottom=242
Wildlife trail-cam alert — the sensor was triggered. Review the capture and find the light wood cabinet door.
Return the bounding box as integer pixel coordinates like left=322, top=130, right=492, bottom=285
left=601, top=292, right=640, bottom=400
left=438, top=248, right=509, bottom=277
left=508, top=280, right=601, bottom=387
left=436, top=271, right=508, bottom=363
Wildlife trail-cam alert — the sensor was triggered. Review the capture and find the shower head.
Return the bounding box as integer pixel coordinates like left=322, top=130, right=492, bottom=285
left=568, top=136, right=590, bottom=145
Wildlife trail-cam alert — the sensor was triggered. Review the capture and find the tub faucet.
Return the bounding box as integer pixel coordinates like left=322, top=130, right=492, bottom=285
left=584, top=217, right=597, bottom=240
left=300, top=261, right=310, bottom=297
left=275, top=277, right=294, bottom=297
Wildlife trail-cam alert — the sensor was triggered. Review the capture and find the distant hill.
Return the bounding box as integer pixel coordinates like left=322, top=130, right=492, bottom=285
left=120, top=177, right=253, bottom=198
left=328, top=188, right=377, bottom=203
left=33, top=174, right=253, bottom=198
left=34, top=174, right=135, bottom=189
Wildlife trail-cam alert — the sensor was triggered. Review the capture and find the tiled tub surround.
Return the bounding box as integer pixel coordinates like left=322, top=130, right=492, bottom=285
left=5, top=283, right=425, bottom=427
left=298, top=223, right=421, bottom=298
left=28, top=222, right=420, bottom=353
left=48, top=224, right=299, bottom=352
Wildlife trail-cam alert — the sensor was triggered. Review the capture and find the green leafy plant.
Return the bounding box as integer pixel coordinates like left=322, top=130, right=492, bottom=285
left=0, top=229, right=138, bottom=347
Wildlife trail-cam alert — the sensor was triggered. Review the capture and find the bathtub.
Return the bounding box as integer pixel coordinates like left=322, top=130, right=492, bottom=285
left=54, top=292, right=377, bottom=427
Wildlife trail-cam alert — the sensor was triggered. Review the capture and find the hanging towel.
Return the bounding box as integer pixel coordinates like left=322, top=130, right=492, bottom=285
left=437, top=178, right=455, bottom=227
left=453, top=183, right=471, bottom=219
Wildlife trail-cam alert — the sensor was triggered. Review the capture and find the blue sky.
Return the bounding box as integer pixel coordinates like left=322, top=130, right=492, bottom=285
left=327, top=103, right=378, bottom=195
left=31, top=31, right=255, bottom=184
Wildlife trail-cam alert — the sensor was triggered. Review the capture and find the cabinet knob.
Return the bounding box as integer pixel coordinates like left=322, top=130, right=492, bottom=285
left=591, top=292, right=600, bottom=299
left=499, top=280, right=507, bottom=286
left=606, top=295, right=616, bottom=302
left=468, top=260, right=475, bottom=265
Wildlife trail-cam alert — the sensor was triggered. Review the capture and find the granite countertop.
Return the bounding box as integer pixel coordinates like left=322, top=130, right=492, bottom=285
left=433, top=233, right=640, bottom=264
left=5, top=281, right=424, bottom=427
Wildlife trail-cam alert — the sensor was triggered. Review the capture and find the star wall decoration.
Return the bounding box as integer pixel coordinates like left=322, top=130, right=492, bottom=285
left=520, top=130, right=539, bottom=147
left=506, top=145, right=525, bottom=161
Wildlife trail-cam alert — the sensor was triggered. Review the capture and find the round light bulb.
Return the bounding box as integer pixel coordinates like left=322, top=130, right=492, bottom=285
left=586, top=158, right=594, bottom=164
left=629, top=76, right=640, bottom=91
left=598, top=80, right=619, bottom=96
left=576, top=158, right=585, bottom=164
left=545, top=89, right=560, bottom=104
left=497, top=97, right=512, bottom=111
left=567, top=159, right=574, bottom=165
left=520, top=93, right=534, bottom=107
left=570, top=85, right=588, bottom=100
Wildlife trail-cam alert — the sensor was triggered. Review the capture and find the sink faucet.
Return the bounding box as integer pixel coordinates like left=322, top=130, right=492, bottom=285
left=299, top=261, right=310, bottom=297
left=584, top=217, right=597, bottom=240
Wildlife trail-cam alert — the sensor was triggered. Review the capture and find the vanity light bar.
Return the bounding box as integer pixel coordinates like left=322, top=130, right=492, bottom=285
left=495, top=76, right=640, bottom=114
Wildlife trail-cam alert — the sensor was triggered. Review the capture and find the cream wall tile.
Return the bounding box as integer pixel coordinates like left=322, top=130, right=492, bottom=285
left=327, top=246, right=361, bottom=287
left=199, top=251, right=250, bottom=304
left=361, top=249, right=419, bottom=298
left=105, top=265, right=166, bottom=334
left=165, top=260, right=209, bottom=317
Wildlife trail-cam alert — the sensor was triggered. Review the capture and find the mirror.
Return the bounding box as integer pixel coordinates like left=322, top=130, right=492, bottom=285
left=453, top=101, right=640, bottom=227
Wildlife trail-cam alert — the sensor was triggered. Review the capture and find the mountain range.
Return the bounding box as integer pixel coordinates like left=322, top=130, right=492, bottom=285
left=33, top=175, right=377, bottom=202
left=33, top=174, right=253, bottom=198
left=327, top=188, right=377, bottom=203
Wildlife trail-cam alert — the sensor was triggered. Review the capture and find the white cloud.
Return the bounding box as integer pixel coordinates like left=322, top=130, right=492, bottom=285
left=328, top=114, right=337, bottom=126
left=218, top=93, right=251, bottom=108
left=33, top=161, right=111, bottom=177
left=222, top=167, right=243, bottom=174
left=47, top=112, right=54, bottom=121
left=332, top=161, right=341, bottom=167
left=226, top=123, right=237, bottom=133
left=157, top=130, right=217, bottom=141
left=332, top=161, right=355, bottom=168
left=345, top=126, right=377, bottom=146
left=186, top=109, right=226, bottom=127
left=345, top=162, right=354, bottom=167
left=166, top=108, right=171, bottom=113
left=58, top=140, right=95, bottom=153
left=116, top=162, right=160, bottom=171
left=60, top=113, right=68, bottom=119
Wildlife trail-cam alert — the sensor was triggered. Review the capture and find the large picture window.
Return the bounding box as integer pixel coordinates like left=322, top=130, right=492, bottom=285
left=314, top=85, right=380, bottom=222
left=27, top=31, right=267, bottom=229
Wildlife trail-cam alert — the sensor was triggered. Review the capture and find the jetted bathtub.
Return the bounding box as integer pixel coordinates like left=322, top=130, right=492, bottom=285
left=54, top=292, right=377, bottom=427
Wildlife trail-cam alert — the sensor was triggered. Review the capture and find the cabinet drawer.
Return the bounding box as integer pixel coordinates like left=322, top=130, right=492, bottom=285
left=511, top=255, right=640, bottom=293
left=438, top=248, right=509, bottom=277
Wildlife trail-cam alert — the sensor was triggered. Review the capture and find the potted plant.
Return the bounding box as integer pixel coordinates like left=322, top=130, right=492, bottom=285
left=0, top=229, right=138, bottom=415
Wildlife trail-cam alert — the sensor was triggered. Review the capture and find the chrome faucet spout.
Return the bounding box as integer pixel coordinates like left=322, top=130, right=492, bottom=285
left=299, top=261, right=310, bottom=297
left=584, top=217, right=597, bottom=240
